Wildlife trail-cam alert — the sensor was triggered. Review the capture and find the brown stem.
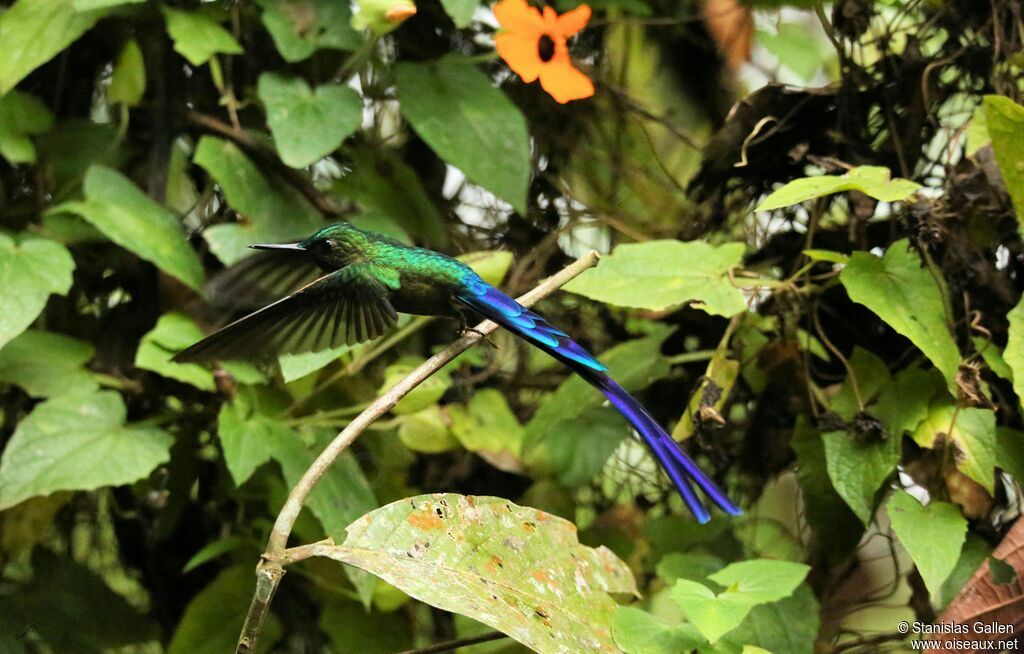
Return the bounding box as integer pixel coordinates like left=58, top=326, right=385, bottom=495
left=185, top=111, right=343, bottom=217
left=235, top=251, right=601, bottom=653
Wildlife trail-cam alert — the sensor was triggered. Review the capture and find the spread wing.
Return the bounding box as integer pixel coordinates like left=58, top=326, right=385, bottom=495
left=173, top=263, right=400, bottom=363
left=206, top=249, right=322, bottom=311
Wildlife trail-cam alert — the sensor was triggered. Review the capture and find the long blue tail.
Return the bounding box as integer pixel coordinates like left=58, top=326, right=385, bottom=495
left=457, top=276, right=741, bottom=523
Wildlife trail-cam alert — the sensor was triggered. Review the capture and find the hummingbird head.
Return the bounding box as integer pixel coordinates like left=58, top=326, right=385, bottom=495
left=249, top=222, right=365, bottom=271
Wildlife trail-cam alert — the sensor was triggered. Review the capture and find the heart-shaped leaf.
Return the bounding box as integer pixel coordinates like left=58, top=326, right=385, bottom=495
left=887, top=491, right=968, bottom=597
left=258, top=73, right=363, bottom=168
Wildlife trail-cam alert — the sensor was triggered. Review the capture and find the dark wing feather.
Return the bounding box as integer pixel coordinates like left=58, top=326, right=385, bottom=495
left=206, top=250, right=322, bottom=311
left=173, top=264, right=399, bottom=363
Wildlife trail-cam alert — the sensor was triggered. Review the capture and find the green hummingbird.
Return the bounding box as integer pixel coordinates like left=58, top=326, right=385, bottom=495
left=174, top=222, right=740, bottom=523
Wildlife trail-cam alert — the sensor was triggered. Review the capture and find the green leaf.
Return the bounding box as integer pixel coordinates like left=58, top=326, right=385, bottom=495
left=314, top=494, right=637, bottom=654
left=0, top=549, right=157, bottom=653
left=52, top=166, right=205, bottom=292
left=256, top=0, right=360, bottom=62
left=136, top=313, right=217, bottom=391
left=108, top=39, right=145, bottom=106
left=167, top=566, right=281, bottom=654
left=988, top=555, right=1017, bottom=585
left=612, top=606, right=705, bottom=654
left=278, top=344, right=355, bottom=383
left=656, top=551, right=726, bottom=584
left=887, top=491, right=967, bottom=597
left=940, top=535, right=990, bottom=607
left=873, top=366, right=945, bottom=438
left=1005, top=295, right=1024, bottom=410
left=182, top=535, right=255, bottom=573
left=258, top=73, right=362, bottom=168
left=790, top=418, right=862, bottom=563
left=984, top=96, right=1024, bottom=235
left=0, top=0, right=109, bottom=95
left=0, top=330, right=97, bottom=398
left=564, top=240, right=747, bottom=316
left=756, top=166, right=921, bottom=211
left=822, top=348, right=899, bottom=523
left=395, top=59, right=531, bottom=213
left=439, top=0, right=478, bottom=27
left=0, top=233, right=75, bottom=350
left=397, top=406, right=460, bottom=453
left=194, top=136, right=324, bottom=264
left=269, top=429, right=379, bottom=604
left=715, top=584, right=819, bottom=654
left=215, top=396, right=282, bottom=487
left=527, top=407, right=627, bottom=487
left=912, top=400, right=998, bottom=493
left=997, top=427, right=1024, bottom=483
left=449, top=388, right=524, bottom=463
left=162, top=7, right=242, bottom=66
left=525, top=325, right=673, bottom=446
left=670, top=560, right=809, bottom=643
left=332, top=143, right=447, bottom=245
left=757, top=23, right=827, bottom=81
left=0, top=90, right=53, bottom=164
left=382, top=355, right=453, bottom=415
left=0, top=390, right=173, bottom=510
left=973, top=336, right=1014, bottom=382
left=840, top=239, right=960, bottom=389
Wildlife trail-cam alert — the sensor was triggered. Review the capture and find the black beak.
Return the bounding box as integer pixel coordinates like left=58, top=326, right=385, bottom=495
left=249, top=242, right=306, bottom=251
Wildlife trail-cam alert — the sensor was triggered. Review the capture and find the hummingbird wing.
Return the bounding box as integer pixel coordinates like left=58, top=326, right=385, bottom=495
left=173, top=263, right=400, bottom=363
left=206, top=250, right=322, bottom=311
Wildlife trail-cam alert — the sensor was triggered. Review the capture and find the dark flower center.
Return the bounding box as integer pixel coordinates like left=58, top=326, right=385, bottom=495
left=537, top=35, right=556, bottom=62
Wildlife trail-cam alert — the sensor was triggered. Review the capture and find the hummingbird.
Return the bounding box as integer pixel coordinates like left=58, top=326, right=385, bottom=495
left=174, top=222, right=741, bottom=523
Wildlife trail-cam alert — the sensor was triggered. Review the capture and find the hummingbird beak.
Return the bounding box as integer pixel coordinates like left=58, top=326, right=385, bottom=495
left=249, top=242, right=306, bottom=251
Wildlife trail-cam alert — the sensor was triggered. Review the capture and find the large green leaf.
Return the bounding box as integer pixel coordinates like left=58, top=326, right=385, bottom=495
left=397, top=406, right=460, bottom=453
left=0, top=390, right=174, bottom=510
left=162, top=7, right=242, bottom=66
left=714, top=584, right=820, bottom=654
left=216, top=394, right=286, bottom=487
left=0, top=0, right=108, bottom=94
left=887, top=491, right=967, bottom=597
left=822, top=348, right=898, bottom=523
left=313, top=493, right=637, bottom=653
left=256, top=0, right=360, bottom=62
left=0, top=233, right=75, bottom=350
left=0, top=90, right=54, bottom=164
left=1005, top=295, right=1024, bottom=411
left=270, top=428, right=379, bottom=604
left=0, top=549, right=157, bottom=654
left=136, top=313, right=217, bottom=391
left=167, top=566, right=280, bottom=654
left=193, top=136, right=323, bottom=264
left=912, top=400, right=997, bottom=493
left=52, top=166, right=205, bottom=292
left=756, top=165, right=921, bottom=211
left=395, top=59, right=531, bottom=213
left=612, top=606, right=705, bottom=654
left=564, top=240, right=747, bottom=317
left=0, top=330, right=97, bottom=398
left=840, top=239, right=960, bottom=389
left=258, top=73, right=363, bottom=168
left=449, top=388, right=525, bottom=467
left=984, top=96, right=1024, bottom=235
left=670, top=559, right=809, bottom=643
left=527, top=407, right=627, bottom=487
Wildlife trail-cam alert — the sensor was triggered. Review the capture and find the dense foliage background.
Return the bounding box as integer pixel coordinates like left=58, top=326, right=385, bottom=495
left=1, top=0, right=1024, bottom=652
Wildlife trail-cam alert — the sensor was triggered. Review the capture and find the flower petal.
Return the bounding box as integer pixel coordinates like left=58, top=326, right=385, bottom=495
left=493, top=0, right=543, bottom=35
left=496, top=32, right=543, bottom=83
left=538, top=56, right=594, bottom=103
left=555, top=3, right=591, bottom=38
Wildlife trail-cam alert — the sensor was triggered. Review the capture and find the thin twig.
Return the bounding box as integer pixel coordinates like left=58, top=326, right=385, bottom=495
left=394, top=630, right=507, bottom=654
left=186, top=111, right=344, bottom=217
left=235, top=251, right=602, bottom=653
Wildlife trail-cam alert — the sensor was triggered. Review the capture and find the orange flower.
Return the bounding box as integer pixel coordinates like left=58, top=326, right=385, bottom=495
left=494, top=0, right=594, bottom=104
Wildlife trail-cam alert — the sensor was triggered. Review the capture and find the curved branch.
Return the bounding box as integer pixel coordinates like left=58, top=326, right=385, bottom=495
left=236, top=251, right=601, bottom=653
